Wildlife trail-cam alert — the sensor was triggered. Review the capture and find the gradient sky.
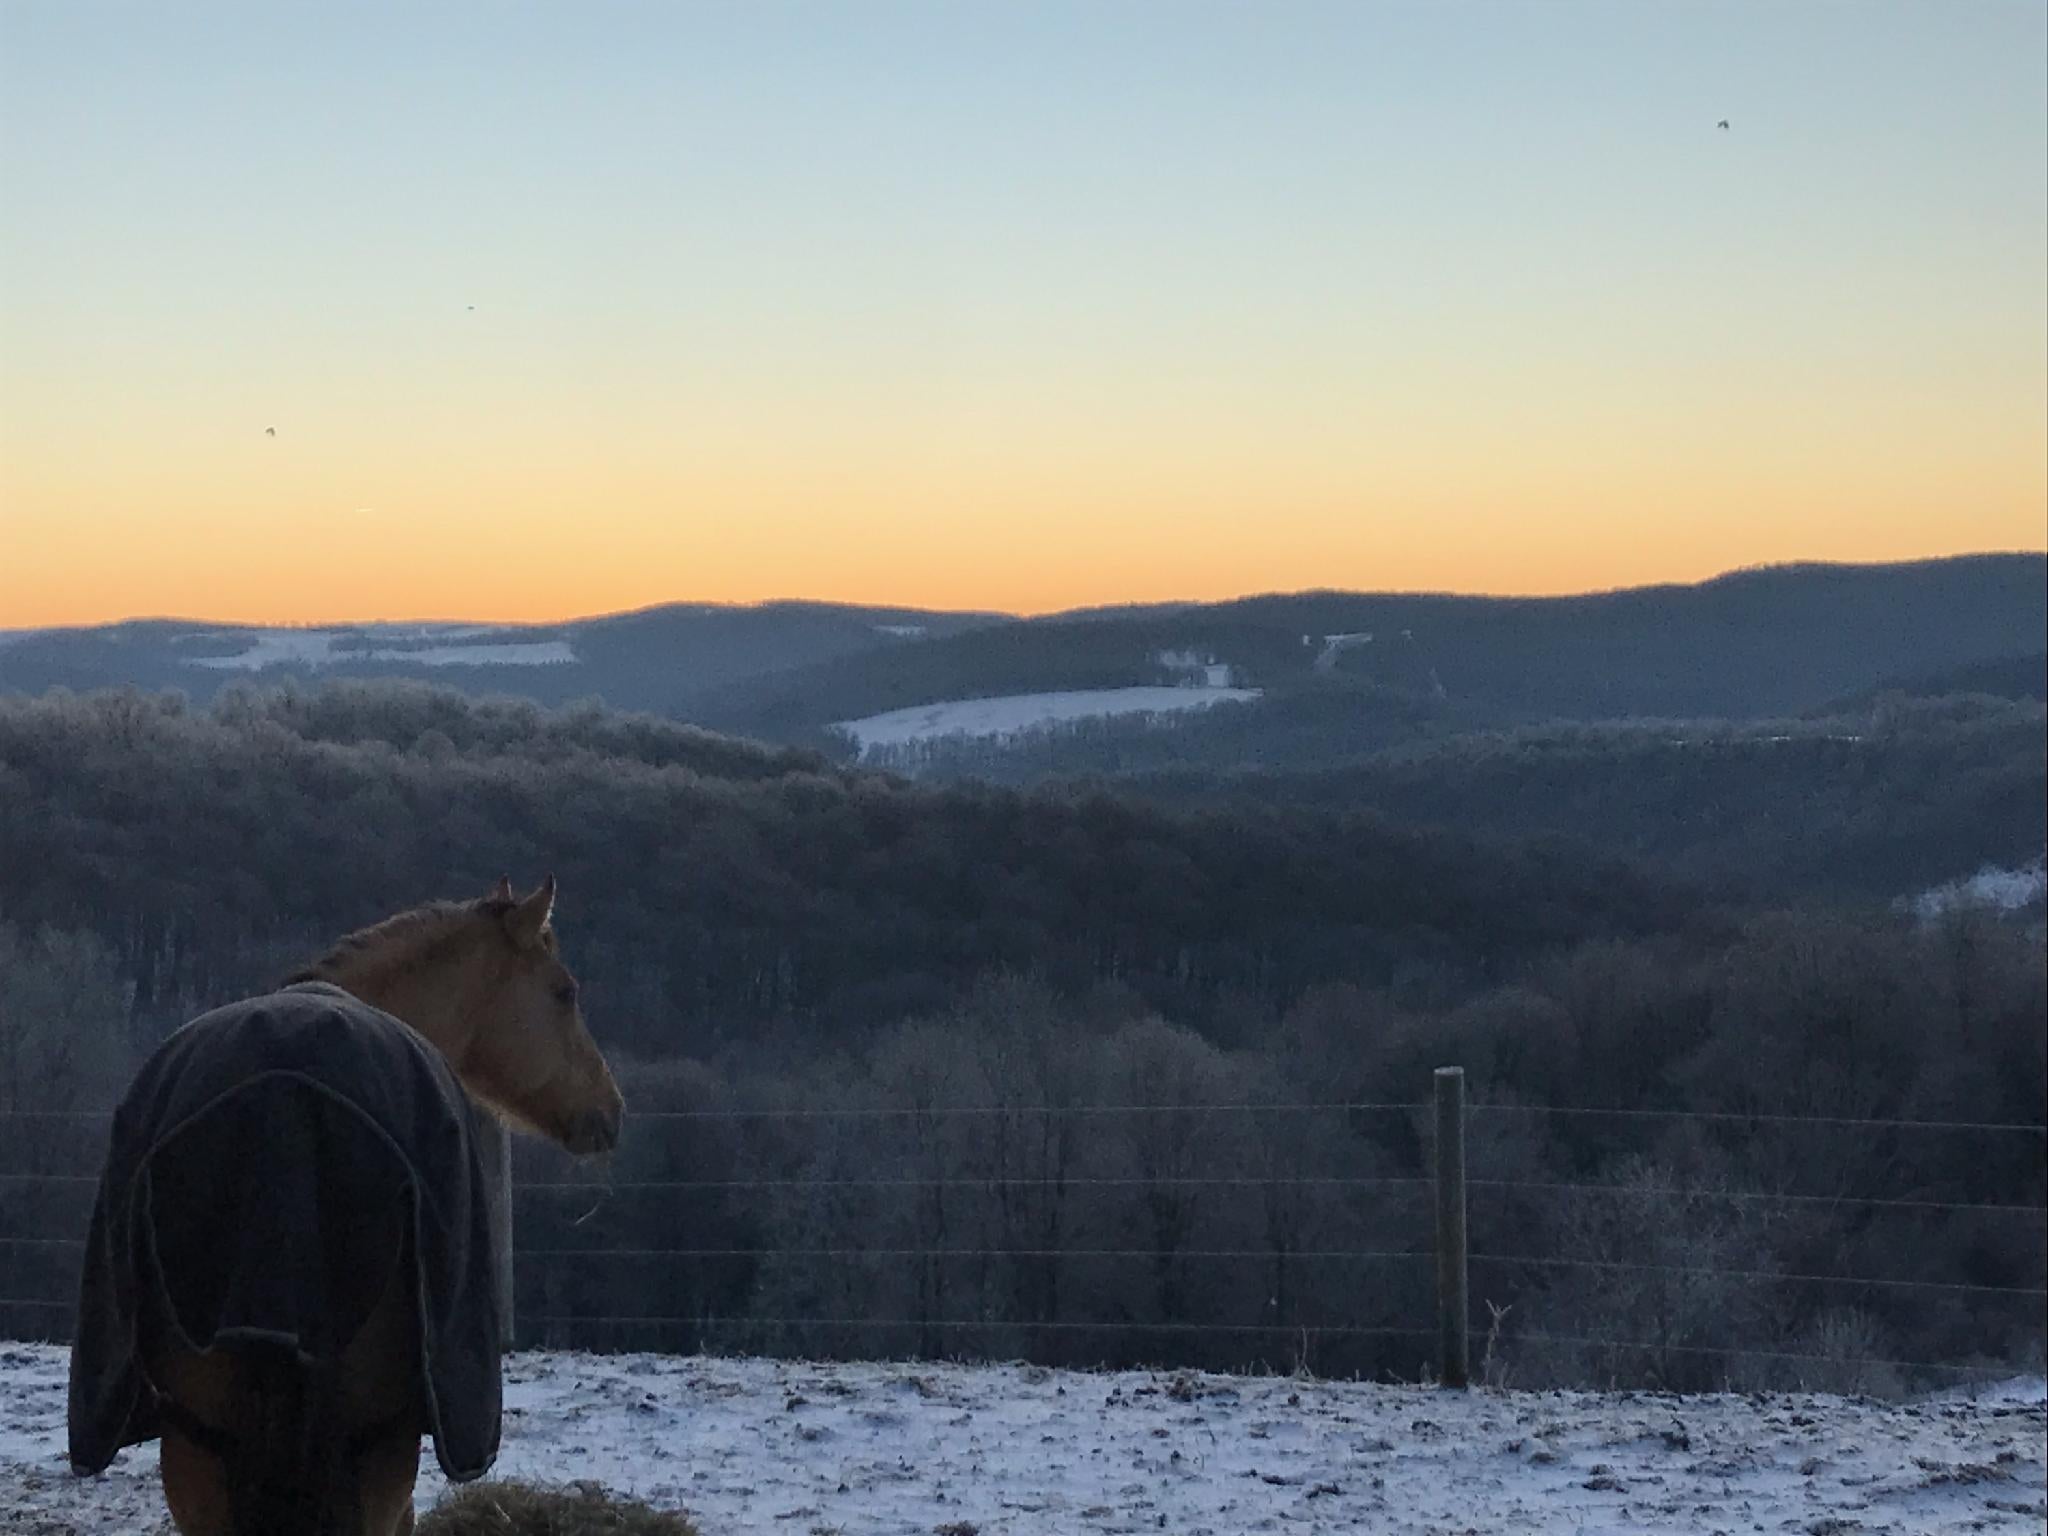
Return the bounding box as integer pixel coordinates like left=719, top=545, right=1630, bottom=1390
left=3, top=1, right=2043, bottom=625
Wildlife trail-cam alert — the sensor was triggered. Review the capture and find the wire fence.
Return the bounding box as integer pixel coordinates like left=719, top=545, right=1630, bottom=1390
left=1, top=1090, right=2042, bottom=1393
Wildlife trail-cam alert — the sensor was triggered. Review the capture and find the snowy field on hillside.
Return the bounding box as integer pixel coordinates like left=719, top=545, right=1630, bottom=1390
left=3, top=1345, right=2042, bottom=1535
left=834, top=686, right=1260, bottom=757
left=178, top=628, right=575, bottom=670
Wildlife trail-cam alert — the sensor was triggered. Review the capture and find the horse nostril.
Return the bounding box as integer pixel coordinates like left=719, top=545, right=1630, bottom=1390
left=576, top=1105, right=621, bottom=1155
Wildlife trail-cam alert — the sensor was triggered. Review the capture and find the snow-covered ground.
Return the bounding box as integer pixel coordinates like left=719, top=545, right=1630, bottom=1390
left=1311, top=632, right=1374, bottom=672
left=178, top=627, right=575, bottom=670
left=834, top=686, right=1260, bottom=757
left=4, top=1345, right=2042, bottom=1535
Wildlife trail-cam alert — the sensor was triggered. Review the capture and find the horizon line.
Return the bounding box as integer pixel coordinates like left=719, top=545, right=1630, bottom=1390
left=3, top=550, right=2042, bottom=636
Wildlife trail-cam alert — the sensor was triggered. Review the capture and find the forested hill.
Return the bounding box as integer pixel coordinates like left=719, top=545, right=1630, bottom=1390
left=689, top=554, right=2047, bottom=745
left=0, top=600, right=1003, bottom=714
left=2, top=683, right=2040, bottom=1387
left=3, top=559, right=2040, bottom=766
left=0, top=686, right=1701, bottom=1052
left=952, top=697, right=2047, bottom=907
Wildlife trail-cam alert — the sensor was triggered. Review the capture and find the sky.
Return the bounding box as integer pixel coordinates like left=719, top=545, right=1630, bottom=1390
left=2, top=1, right=2043, bottom=625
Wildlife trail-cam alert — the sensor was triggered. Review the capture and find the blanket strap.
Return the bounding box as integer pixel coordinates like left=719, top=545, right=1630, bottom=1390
left=155, top=1395, right=237, bottom=1460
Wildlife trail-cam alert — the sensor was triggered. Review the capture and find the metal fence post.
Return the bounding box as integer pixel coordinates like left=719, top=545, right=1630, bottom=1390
left=1433, top=1066, right=1469, bottom=1388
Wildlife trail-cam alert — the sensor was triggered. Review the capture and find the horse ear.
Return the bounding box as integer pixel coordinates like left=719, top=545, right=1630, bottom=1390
left=490, top=875, right=514, bottom=903
left=506, top=875, right=555, bottom=950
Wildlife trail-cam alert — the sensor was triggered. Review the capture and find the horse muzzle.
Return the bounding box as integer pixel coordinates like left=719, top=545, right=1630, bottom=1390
left=564, top=1102, right=622, bottom=1157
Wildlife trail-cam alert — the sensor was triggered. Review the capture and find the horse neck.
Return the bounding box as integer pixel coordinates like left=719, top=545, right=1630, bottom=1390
left=320, top=950, right=489, bottom=1079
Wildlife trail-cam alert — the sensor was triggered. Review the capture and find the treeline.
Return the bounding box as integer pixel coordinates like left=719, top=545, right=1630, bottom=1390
left=1138, top=696, right=2048, bottom=905
left=0, top=684, right=1699, bottom=1049
left=510, top=909, right=2043, bottom=1392
left=852, top=681, right=1475, bottom=782
left=4, top=916, right=2040, bottom=1391
left=899, top=694, right=2048, bottom=907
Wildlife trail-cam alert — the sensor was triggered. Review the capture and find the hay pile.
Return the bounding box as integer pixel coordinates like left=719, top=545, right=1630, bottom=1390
left=416, top=1480, right=700, bottom=1536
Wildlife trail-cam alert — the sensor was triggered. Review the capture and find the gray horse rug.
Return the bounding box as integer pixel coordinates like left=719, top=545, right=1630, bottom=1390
left=68, top=980, right=503, bottom=1482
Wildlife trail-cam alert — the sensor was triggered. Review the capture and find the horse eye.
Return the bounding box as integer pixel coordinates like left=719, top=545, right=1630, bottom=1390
left=554, top=980, right=578, bottom=1006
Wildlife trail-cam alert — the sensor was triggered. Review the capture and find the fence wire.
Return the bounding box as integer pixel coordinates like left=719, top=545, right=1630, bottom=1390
left=1470, top=1102, right=2048, bottom=1136
left=3, top=1094, right=2042, bottom=1386
left=10, top=1100, right=2046, bottom=1131
left=1467, top=1250, right=2047, bottom=1299
left=517, top=1315, right=1433, bottom=1340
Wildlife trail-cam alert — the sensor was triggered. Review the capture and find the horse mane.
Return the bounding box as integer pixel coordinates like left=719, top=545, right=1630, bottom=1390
left=287, top=896, right=521, bottom=988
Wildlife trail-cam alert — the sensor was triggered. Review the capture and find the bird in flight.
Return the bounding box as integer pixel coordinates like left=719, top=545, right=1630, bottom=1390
left=1717, top=120, right=1730, bottom=130
left=264, top=426, right=276, bottom=437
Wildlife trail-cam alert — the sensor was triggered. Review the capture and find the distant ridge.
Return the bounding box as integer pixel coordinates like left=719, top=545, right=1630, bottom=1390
left=683, top=552, right=2047, bottom=747
left=1036, top=552, right=2047, bottom=621
left=3, top=556, right=2041, bottom=766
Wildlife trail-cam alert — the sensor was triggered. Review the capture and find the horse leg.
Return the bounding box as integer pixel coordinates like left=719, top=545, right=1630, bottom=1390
left=144, top=1342, right=237, bottom=1536
left=355, top=1435, right=421, bottom=1536
left=159, top=1429, right=231, bottom=1536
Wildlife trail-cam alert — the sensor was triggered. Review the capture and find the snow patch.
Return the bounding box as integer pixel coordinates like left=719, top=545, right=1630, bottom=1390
left=834, top=685, right=1260, bottom=757
left=1313, top=632, right=1373, bottom=672
left=182, top=628, right=576, bottom=671
left=5, top=1344, right=2042, bottom=1535
left=184, top=630, right=349, bottom=669
left=1905, top=859, right=2048, bottom=921
left=873, top=623, right=928, bottom=639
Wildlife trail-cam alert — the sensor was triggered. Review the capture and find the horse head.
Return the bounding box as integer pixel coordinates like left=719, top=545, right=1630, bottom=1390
left=288, top=876, right=626, bottom=1159
left=456, top=875, right=624, bottom=1156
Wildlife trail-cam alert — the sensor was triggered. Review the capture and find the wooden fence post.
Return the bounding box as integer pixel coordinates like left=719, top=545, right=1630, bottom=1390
left=1433, top=1066, right=1469, bottom=1389
left=471, top=1104, right=515, bottom=1351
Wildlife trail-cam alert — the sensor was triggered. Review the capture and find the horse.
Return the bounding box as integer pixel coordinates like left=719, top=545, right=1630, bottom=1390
left=68, top=876, right=625, bottom=1536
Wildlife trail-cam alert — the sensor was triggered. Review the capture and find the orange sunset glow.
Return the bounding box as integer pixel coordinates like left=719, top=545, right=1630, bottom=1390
left=4, top=3, right=2043, bottom=627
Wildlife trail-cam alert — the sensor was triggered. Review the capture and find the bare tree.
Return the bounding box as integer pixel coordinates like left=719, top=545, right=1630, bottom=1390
left=1101, top=1018, right=1236, bottom=1330
left=0, top=923, right=132, bottom=1119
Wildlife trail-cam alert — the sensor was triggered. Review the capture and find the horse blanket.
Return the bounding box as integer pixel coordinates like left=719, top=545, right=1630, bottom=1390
left=68, top=981, right=502, bottom=1481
